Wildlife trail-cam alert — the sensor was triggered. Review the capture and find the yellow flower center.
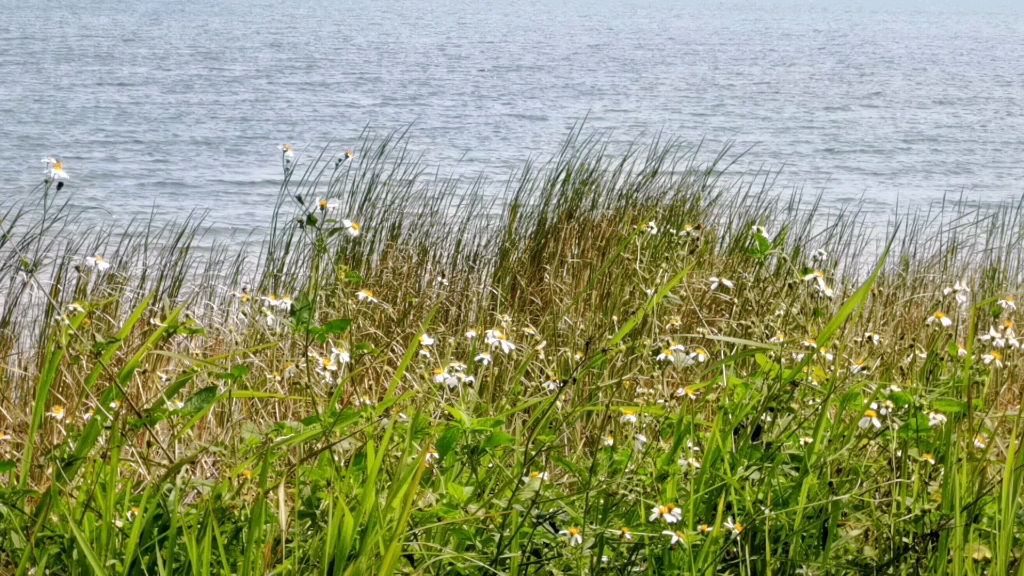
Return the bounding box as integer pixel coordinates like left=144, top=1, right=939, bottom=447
left=53, top=161, right=63, bottom=170
left=350, top=222, right=361, bottom=230
left=282, top=145, right=291, bottom=151
left=934, top=312, right=946, bottom=319
left=864, top=409, right=878, bottom=418
left=991, top=351, right=1003, bottom=360
left=319, top=200, right=328, bottom=208
left=734, top=523, right=744, bottom=533
left=569, top=527, right=581, bottom=536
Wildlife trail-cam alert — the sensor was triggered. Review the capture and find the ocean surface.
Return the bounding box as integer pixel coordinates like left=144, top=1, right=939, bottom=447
left=1, top=0, right=1022, bottom=238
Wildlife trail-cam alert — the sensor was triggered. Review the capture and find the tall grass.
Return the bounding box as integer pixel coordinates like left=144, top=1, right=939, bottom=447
left=0, top=129, right=1022, bottom=575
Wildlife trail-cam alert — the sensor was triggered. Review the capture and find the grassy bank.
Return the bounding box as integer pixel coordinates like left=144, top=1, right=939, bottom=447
left=1, top=131, right=1022, bottom=575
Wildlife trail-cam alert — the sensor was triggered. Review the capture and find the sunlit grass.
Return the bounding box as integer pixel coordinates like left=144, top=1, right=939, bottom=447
left=0, top=130, right=1022, bottom=575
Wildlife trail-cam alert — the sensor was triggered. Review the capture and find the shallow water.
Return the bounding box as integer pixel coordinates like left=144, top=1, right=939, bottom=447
left=2, top=0, right=1022, bottom=238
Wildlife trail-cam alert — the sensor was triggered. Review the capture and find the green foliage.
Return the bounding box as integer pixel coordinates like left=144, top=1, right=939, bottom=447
left=1, top=130, right=1022, bottom=575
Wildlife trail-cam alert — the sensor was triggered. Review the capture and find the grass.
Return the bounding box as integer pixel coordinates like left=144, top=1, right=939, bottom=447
left=1, top=129, right=1022, bottom=575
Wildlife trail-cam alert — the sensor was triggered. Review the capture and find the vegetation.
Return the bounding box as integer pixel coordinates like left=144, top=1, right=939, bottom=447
left=1, top=131, right=1022, bottom=575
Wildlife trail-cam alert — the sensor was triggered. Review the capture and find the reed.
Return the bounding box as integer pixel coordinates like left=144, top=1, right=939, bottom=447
left=0, top=129, right=1021, bottom=575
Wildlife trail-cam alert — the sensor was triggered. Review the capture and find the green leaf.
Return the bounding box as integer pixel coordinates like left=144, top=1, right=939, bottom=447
left=436, top=426, right=464, bottom=459
left=0, top=460, right=15, bottom=474
left=931, top=398, right=968, bottom=413
left=481, top=430, right=515, bottom=450
left=321, top=319, right=353, bottom=336
left=183, top=386, right=219, bottom=414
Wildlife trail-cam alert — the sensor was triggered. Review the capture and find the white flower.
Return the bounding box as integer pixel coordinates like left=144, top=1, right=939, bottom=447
left=811, top=248, right=828, bottom=261
left=926, top=311, right=952, bottom=327
left=68, top=302, right=85, bottom=314
left=804, top=270, right=828, bottom=292
left=974, top=434, right=988, bottom=449
left=331, top=346, right=350, bottom=365
left=863, top=332, right=882, bottom=345
left=709, top=277, right=734, bottom=291
left=802, top=338, right=817, bottom=349
left=649, top=504, right=683, bottom=524
left=943, top=281, right=971, bottom=305
left=921, top=452, right=936, bottom=465
left=315, top=197, right=339, bottom=212
left=319, top=356, right=338, bottom=372
left=997, top=296, right=1016, bottom=312
left=355, top=396, right=375, bottom=407
left=47, top=405, right=66, bottom=420
left=859, top=403, right=882, bottom=429
left=356, top=289, right=378, bottom=303
left=675, top=386, right=698, bottom=400
left=418, top=333, right=435, bottom=347
left=559, top=526, right=583, bottom=547
left=751, top=225, right=767, bottom=236
left=425, top=448, right=439, bottom=465
left=341, top=219, right=361, bottom=238
left=474, top=351, right=492, bottom=365
left=634, top=433, right=649, bottom=451
left=465, top=329, right=478, bottom=340
left=45, top=159, right=69, bottom=181
left=603, top=435, right=615, bottom=447
left=620, top=410, right=637, bottom=424
left=956, top=343, right=968, bottom=357
left=981, top=350, right=1003, bottom=368
left=484, top=329, right=515, bottom=354
left=678, top=456, right=701, bottom=472
left=689, top=347, right=708, bottom=363
left=724, top=517, right=744, bottom=536
left=645, top=221, right=659, bottom=235
left=0, top=433, right=11, bottom=442
left=768, top=332, right=785, bottom=344
left=979, top=326, right=1005, bottom=348
left=541, top=379, right=558, bottom=392
left=522, top=471, right=549, bottom=483
left=617, top=527, right=633, bottom=540
left=662, top=530, right=686, bottom=546
left=85, top=255, right=111, bottom=272
left=927, top=410, right=947, bottom=427
left=799, top=436, right=814, bottom=446
left=849, top=360, right=869, bottom=374
left=280, top=144, right=294, bottom=159
left=656, top=348, right=676, bottom=363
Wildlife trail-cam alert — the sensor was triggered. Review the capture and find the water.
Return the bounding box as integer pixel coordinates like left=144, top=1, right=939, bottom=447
left=2, top=0, right=1022, bottom=238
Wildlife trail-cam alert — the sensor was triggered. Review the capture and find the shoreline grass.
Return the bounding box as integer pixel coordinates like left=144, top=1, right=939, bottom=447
left=1, top=131, right=1022, bottom=575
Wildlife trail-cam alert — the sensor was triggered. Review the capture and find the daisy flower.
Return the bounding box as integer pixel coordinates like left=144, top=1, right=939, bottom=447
left=559, top=526, right=583, bottom=547
left=927, top=410, right=947, bottom=427
left=859, top=403, right=882, bottom=429
left=634, top=433, right=649, bottom=451
left=45, top=159, right=69, bottom=181
left=465, top=329, right=478, bottom=340
left=474, top=351, right=492, bottom=365
left=804, top=270, right=827, bottom=291
left=974, top=434, right=988, bottom=449
left=689, top=347, right=708, bottom=363
left=356, top=289, right=378, bottom=303
left=863, top=332, right=882, bottom=345
left=418, top=333, right=435, bottom=347
left=341, top=219, right=361, bottom=238
left=649, top=504, right=683, bottom=524
left=603, top=435, right=615, bottom=447
left=645, top=221, right=659, bottom=235
left=709, top=277, right=734, bottom=291
left=484, top=329, right=515, bottom=354
left=617, top=526, right=633, bottom=540
left=662, top=530, right=686, bottom=546
left=724, top=517, right=744, bottom=536
left=982, top=350, right=1003, bottom=368
left=926, top=311, right=952, bottom=327
left=47, top=405, right=65, bottom=420
left=522, top=471, right=549, bottom=483
left=799, top=436, right=814, bottom=446
left=675, top=386, right=699, bottom=400
left=656, top=348, right=675, bottom=363
left=768, top=332, right=785, bottom=344
left=425, top=448, right=439, bottom=465
left=997, top=296, right=1016, bottom=312
left=943, top=281, right=971, bottom=306
left=85, top=255, right=111, bottom=272
left=922, top=453, right=936, bottom=465
left=280, top=144, right=294, bottom=159
left=620, top=409, right=637, bottom=424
